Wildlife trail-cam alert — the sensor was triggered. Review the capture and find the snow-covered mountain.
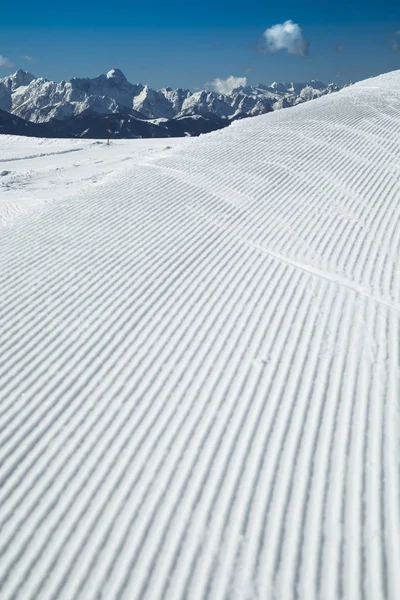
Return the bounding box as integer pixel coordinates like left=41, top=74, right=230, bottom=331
left=0, top=68, right=341, bottom=124
left=0, top=69, right=144, bottom=123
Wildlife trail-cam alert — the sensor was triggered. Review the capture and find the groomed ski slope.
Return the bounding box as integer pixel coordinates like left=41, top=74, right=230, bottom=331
left=0, top=70, right=400, bottom=600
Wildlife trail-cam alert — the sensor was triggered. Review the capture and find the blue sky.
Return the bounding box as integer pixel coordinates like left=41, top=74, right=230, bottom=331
left=1, top=0, right=399, bottom=89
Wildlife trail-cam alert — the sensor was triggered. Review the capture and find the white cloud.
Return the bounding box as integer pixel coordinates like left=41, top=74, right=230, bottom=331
left=262, top=20, right=309, bottom=57
left=0, top=55, right=13, bottom=68
left=22, top=55, right=33, bottom=61
left=208, top=75, right=247, bottom=94
left=391, top=31, right=400, bottom=51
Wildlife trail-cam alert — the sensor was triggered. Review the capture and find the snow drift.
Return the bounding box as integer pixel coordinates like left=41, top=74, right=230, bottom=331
left=0, top=70, right=400, bottom=599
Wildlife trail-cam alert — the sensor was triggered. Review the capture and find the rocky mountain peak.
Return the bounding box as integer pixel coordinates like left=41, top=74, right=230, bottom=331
left=106, top=68, right=128, bottom=82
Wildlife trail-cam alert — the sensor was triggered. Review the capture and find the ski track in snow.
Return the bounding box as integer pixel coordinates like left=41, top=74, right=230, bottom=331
left=0, top=147, right=84, bottom=163
left=0, top=71, right=400, bottom=600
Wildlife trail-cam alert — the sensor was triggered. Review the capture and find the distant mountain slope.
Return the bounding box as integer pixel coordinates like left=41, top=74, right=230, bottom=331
left=0, top=107, right=230, bottom=139
left=0, top=69, right=399, bottom=600
left=0, top=68, right=341, bottom=125
left=0, top=109, right=56, bottom=137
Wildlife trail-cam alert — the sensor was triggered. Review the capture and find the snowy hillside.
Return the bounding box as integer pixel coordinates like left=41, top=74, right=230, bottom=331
left=0, top=68, right=340, bottom=123
left=0, top=70, right=400, bottom=599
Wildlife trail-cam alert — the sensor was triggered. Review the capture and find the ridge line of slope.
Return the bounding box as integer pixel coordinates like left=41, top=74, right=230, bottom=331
left=182, top=203, right=400, bottom=314
left=243, top=236, right=400, bottom=313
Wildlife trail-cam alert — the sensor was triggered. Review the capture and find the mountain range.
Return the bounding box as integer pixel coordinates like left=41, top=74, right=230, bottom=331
left=0, top=68, right=342, bottom=139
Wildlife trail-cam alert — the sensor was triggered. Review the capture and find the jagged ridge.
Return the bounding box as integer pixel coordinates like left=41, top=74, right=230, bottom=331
left=0, top=68, right=341, bottom=124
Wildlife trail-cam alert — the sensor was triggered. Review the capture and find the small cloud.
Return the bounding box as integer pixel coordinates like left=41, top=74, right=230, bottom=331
left=335, top=44, right=344, bottom=53
left=22, top=55, right=33, bottom=61
left=244, top=66, right=253, bottom=73
left=207, top=75, right=247, bottom=94
left=390, top=31, right=400, bottom=51
left=261, top=20, right=309, bottom=57
left=0, top=55, right=13, bottom=68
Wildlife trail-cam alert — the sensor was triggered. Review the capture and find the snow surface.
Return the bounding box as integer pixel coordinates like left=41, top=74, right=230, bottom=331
left=0, top=70, right=400, bottom=599
left=0, top=136, right=186, bottom=226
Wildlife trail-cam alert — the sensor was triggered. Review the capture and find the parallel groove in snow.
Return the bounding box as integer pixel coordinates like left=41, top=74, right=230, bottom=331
left=0, top=70, right=400, bottom=599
